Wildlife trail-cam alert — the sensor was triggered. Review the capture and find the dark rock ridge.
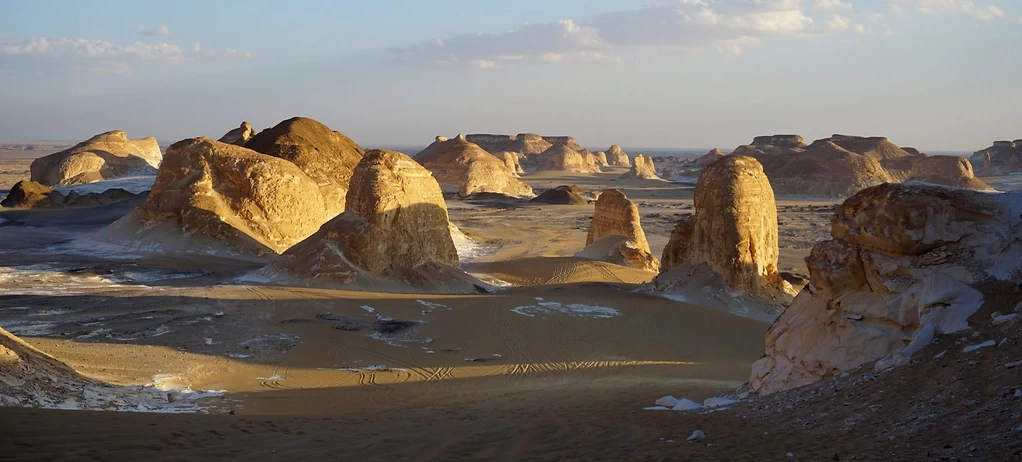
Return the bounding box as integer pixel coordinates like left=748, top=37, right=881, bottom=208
left=1, top=180, right=137, bottom=209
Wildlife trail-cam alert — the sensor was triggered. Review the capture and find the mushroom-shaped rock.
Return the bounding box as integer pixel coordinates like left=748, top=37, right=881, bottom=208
left=414, top=137, right=534, bottom=197
left=605, top=145, right=631, bottom=166
left=267, top=150, right=483, bottom=293
left=30, top=131, right=162, bottom=187
left=93, top=138, right=330, bottom=259
left=577, top=189, right=659, bottom=272
left=218, top=121, right=256, bottom=146
left=750, top=184, right=1022, bottom=395
left=536, top=145, right=601, bottom=173
left=245, top=117, right=365, bottom=216
left=620, top=154, right=660, bottom=180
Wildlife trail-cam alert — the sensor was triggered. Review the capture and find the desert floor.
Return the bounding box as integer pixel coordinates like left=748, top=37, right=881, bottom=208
left=2, top=162, right=1013, bottom=460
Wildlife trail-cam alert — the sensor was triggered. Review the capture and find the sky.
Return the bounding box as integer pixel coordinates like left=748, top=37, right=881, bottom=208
left=1, top=0, right=1020, bottom=151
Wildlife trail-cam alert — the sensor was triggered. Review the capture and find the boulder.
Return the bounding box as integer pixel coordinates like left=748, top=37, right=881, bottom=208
left=531, top=185, right=589, bottom=205
left=605, top=145, right=631, bottom=166
left=93, top=138, right=330, bottom=258
left=578, top=189, right=659, bottom=272
left=414, top=136, right=534, bottom=197
left=536, top=145, right=601, bottom=173
left=30, top=131, right=161, bottom=187
left=620, top=154, right=660, bottom=180
left=218, top=121, right=256, bottom=146
left=245, top=117, right=364, bottom=215
left=268, top=150, right=483, bottom=293
left=749, top=184, right=1022, bottom=395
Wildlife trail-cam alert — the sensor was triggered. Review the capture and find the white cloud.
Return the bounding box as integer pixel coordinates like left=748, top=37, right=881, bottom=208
left=889, top=0, right=1007, bottom=20
left=813, top=0, right=854, bottom=12
left=137, top=25, right=171, bottom=37
left=854, top=23, right=873, bottom=34
left=825, top=14, right=852, bottom=32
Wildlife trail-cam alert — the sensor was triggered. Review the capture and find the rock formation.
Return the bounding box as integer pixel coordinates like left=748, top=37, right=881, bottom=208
left=1, top=180, right=135, bottom=209
left=464, top=133, right=553, bottom=157
left=905, top=155, right=991, bottom=190
left=414, top=136, right=534, bottom=197
left=94, top=138, right=330, bottom=258
left=695, top=148, right=726, bottom=167
left=620, top=154, right=660, bottom=180
left=245, top=117, right=364, bottom=215
left=0, top=326, right=99, bottom=407
left=577, top=189, right=659, bottom=272
left=654, top=156, right=791, bottom=304
left=30, top=131, right=162, bottom=187
left=605, top=145, right=631, bottom=166
left=592, top=151, right=609, bottom=166
left=531, top=185, right=590, bottom=205
left=493, top=151, right=525, bottom=175
left=218, top=121, right=256, bottom=146
left=750, top=184, right=1022, bottom=395
left=536, top=145, right=601, bottom=173
left=268, top=150, right=483, bottom=293
left=971, top=139, right=1022, bottom=173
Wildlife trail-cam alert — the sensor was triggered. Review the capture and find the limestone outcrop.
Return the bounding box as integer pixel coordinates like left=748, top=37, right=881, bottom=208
left=577, top=189, right=659, bottom=272
left=905, top=155, right=991, bottom=190
left=245, top=117, right=364, bottom=215
left=93, top=138, right=330, bottom=258
left=493, top=151, right=525, bottom=175
left=218, top=121, right=256, bottom=146
left=268, top=150, right=483, bottom=293
left=593, top=151, right=609, bottom=166
left=654, top=156, right=790, bottom=303
left=605, top=145, right=631, bottom=166
left=414, top=136, right=534, bottom=197
left=750, top=184, right=1022, bottom=395
left=620, top=154, right=660, bottom=180
left=30, top=131, right=162, bottom=187
left=695, top=148, right=726, bottom=167
left=971, top=139, right=1022, bottom=173
left=464, top=133, right=553, bottom=156
left=536, top=145, right=601, bottom=173
left=1, top=180, right=136, bottom=209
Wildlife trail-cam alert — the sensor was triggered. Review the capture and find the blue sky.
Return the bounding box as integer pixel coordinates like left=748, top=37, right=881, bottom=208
left=1, top=0, right=1020, bottom=151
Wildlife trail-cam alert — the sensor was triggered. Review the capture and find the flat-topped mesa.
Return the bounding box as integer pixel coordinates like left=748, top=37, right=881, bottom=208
left=414, top=136, right=534, bottom=198
left=827, top=134, right=921, bottom=160
left=752, top=134, right=806, bottom=149
left=971, top=138, right=1022, bottom=173
left=750, top=183, right=1022, bottom=395
left=218, top=121, right=256, bottom=146
left=694, top=148, right=726, bottom=167
left=605, top=145, right=631, bottom=166
left=578, top=189, right=660, bottom=272
left=267, top=150, right=484, bottom=293
left=464, top=134, right=515, bottom=153
left=93, top=137, right=331, bottom=259
left=620, top=154, right=660, bottom=180
left=30, top=130, right=162, bottom=187
left=655, top=155, right=791, bottom=301
left=536, top=144, right=601, bottom=173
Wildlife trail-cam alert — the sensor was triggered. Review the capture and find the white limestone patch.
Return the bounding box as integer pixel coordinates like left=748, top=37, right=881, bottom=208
left=510, top=301, right=620, bottom=319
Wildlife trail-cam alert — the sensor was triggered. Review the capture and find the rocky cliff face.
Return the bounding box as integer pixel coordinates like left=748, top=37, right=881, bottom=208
left=414, top=136, right=534, bottom=197
left=93, top=138, right=330, bottom=258
left=536, top=145, right=601, bottom=173
left=620, top=154, right=659, bottom=180
left=463, top=133, right=554, bottom=157
left=218, top=121, right=256, bottom=146
left=30, top=131, right=162, bottom=187
left=971, top=139, right=1022, bottom=173
left=749, top=184, right=1022, bottom=395
left=578, top=189, right=659, bottom=272
left=605, top=145, right=631, bottom=167
left=245, top=117, right=365, bottom=216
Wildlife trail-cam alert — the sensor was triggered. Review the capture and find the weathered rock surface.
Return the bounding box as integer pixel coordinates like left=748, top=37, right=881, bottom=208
left=905, top=155, right=991, bottom=190
left=605, top=145, right=631, bottom=166
left=218, top=121, right=256, bottom=146
left=30, top=131, right=162, bottom=187
left=493, top=151, right=525, bottom=175
left=269, top=150, right=483, bottom=293
left=465, top=133, right=553, bottom=156
left=245, top=117, right=364, bottom=215
left=620, top=154, right=660, bottom=180
left=749, top=184, right=1022, bottom=395
left=592, top=151, right=609, bottom=166
left=1, top=180, right=136, bottom=209
left=531, top=185, right=590, bottom=205
left=971, top=139, right=1022, bottom=173
left=578, top=189, right=659, bottom=272
left=695, top=148, right=726, bottom=167
left=94, top=138, right=329, bottom=258
left=536, top=145, right=601, bottom=173
left=414, top=136, right=533, bottom=197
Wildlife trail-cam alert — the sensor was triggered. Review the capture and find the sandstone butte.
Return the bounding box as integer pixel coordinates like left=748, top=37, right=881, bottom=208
left=536, top=144, right=601, bottom=173
left=245, top=116, right=365, bottom=216
left=620, top=154, right=660, bottom=180
left=578, top=189, right=660, bottom=272
left=414, top=135, right=534, bottom=197
left=30, top=130, right=162, bottom=187
left=750, top=183, right=1022, bottom=394
left=605, top=144, right=631, bottom=167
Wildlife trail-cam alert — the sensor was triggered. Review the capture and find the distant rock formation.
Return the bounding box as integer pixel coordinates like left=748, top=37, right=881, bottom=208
left=30, top=131, right=162, bottom=187
left=1, top=180, right=136, bottom=209
left=578, top=189, right=659, bottom=272
left=531, top=185, right=589, bottom=205
left=543, top=136, right=586, bottom=153
left=750, top=184, right=1022, bottom=395
left=493, top=151, right=525, bottom=175
left=605, top=145, right=631, bottom=166
left=465, top=133, right=553, bottom=156
left=694, top=148, right=725, bottom=167
left=268, top=150, right=483, bottom=293
left=536, top=145, right=601, bottom=173
left=752, top=135, right=805, bottom=149
left=414, top=136, right=534, bottom=197
left=245, top=117, right=364, bottom=215
left=905, top=155, right=991, bottom=190
left=651, top=156, right=793, bottom=320
left=592, top=151, right=609, bottom=166
left=620, top=154, right=660, bottom=180
left=218, top=121, right=255, bottom=146
left=971, top=139, right=1022, bottom=173
left=94, top=138, right=330, bottom=258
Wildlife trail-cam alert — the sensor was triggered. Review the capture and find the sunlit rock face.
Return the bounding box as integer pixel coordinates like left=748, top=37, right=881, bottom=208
left=414, top=135, right=534, bottom=198
left=579, top=189, right=660, bottom=272
left=30, top=131, right=162, bottom=187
